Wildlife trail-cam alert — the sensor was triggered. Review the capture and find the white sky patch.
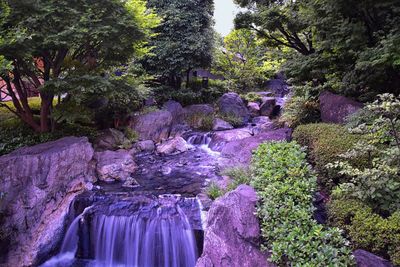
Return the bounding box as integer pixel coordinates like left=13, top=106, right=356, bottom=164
left=214, top=0, right=242, bottom=36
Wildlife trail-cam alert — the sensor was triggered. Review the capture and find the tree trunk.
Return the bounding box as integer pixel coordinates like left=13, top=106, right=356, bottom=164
left=39, top=93, right=54, bottom=132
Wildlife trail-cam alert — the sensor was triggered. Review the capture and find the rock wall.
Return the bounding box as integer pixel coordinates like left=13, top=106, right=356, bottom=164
left=196, top=185, right=274, bottom=267
left=0, top=137, right=95, bottom=267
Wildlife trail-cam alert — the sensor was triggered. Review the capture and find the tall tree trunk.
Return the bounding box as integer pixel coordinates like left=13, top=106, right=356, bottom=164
left=186, top=68, right=191, bottom=88
left=40, top=93, right=54, bottom=132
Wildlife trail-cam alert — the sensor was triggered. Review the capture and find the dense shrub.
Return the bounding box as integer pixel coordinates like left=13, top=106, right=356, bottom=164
left=327, top=94, right=400, bottom=214
left=184, top=112, right=214, bottom=131
left=328, top=198, right=400, bottom=265
left=153, top=80, right=228, bottom=106
left=0, top=121, right=99, bottom=156
left=251, top=141, right=353, bottom=266
left=293, top=123, right=364, bottom=189
left=280, top=95, right=320, bottom=128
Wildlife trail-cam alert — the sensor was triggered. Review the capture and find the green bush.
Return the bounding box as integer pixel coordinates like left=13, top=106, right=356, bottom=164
left=293, top=123, right=364, bottom=189
left=251, top=141, right=353, bottom=266
left=217, top=113, right=243, bottom=128
left=240, top=92, right=263, bottom=103
left=280, top=95, right=320, bottom=128
left=0, top=121, right=99, bottom=156
left=153, top=81, right=228, bottom=106
left=327, top=94, right=400, bottom=214
left=206, top=182, right=224, bottom=200
left=328, top=198, right=400, bottom=265
left=222, top=166, right=252, bottom=191
left=184, top=112, right=214, bottom=131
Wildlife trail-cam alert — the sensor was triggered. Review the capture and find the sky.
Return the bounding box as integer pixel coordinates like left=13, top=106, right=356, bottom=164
left=214, top=0, right=241, bottom=36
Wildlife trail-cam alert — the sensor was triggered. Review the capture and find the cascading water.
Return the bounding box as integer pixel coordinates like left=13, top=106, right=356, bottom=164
left=92, top=206, right=197, bottom=267
left=41, top=196, right=201, bottom=267
left=186, top=132, right=219, bottom=156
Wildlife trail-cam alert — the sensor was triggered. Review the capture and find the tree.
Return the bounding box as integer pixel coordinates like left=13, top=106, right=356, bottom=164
left=0, top=0, right=157, bottom=132
left=212, top=29, right=268, bottom=92
left=234, top=0, right=314, bottom=56
left=144, top=0, right=215, bottom=89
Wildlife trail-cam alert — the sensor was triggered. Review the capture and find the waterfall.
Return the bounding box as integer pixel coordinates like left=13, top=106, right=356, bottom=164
left=186, top=132, right=219, bottom=156
left=186, top=132, right=212, bottom=146
left=40, top=206, right=92, bottom=267
left=41, top=198, right=200, bottom=267
left=92, top=205, right=198, bottom=267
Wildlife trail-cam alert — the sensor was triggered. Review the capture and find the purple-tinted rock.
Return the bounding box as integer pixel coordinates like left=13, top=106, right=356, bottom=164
left=130, top=110, right=173, bottom=143
left=212, top=118, right=234, bottom=131
left=319, top=91, right=363, bottom=124
left=163, top=100, right=185, bottom=124
left=354, top=249, right=393, bottom=267
left=248, top=102, right=261, bottom=117
left=94, top=150, right=137, bottom=182
left=0, top=137, right=95, bottom=266
left=260, top=97, right=277, bottom=117
left=219, top=128, right=292, bottom=168
left=218, top=93, right=250, bottom=124
left=94, top=128, right=128, bottom=151
left=209, top=128, right=253, bottom=152
left=156, top=137, right=189, bottom=155
left=196, top=185, right=273, bottom=267
left=184, top=104, right=215, bottom=129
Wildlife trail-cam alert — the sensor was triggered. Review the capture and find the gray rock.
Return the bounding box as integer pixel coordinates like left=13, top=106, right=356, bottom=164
left=217, top=93, right=250, bottom=124
left=184, top=104, right=215, bottom=129
left=94, top=128, right=128, bottom=151
left=196, top=185, right=273, bottom=267
left=354, top=249, right=392, bottom=267
left=131, top=110, right=173, bottom=143
left=0, top=137, right=95, bottom=267
left=212, top=118, right=234, bottom=131
left=252, top=116, right=273, bottom=125
left=95, top=150, right=137, bottom=182
left=260, top=97, right=277, bottom=117
left=209, top=128, right=253, bottom=152
left=320, top=91, right=363, bottom=124
left=219, top=128, right=292, bottom=169
left=248, top=102, right=260, bottom=117
left=156, top=137, right=189, bottom=155
left=134, top=140, right=155, bottom=153
left=163, top=100, right=185, bottom=124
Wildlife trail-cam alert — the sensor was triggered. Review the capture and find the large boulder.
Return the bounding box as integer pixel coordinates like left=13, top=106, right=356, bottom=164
left=319, top=91, right=363, bottom=124
left=184, top=104, right=214, bottom=129
left=94, top=150, right=137, bottom=182
left=219, top=128, right=292, bottom=169
left=248, top=102, right=261, bottom=117
left=94, top=128, right=128, bottom=151
left=132, top=140, right=155, bottom=153
left=212, top=118, right=234, bottom=131
left=156, top=137, right=189, bottom=155
left=130, top=110, right=173, bottom=143
left=196, top=185, right=272, bottom=267
left=217, top=93, right=250, bottom=124
left=208, top=128, right=253, bottom=152
left=353, top=249, right=393, bottom=267
left=0, top=137, right=95, bottom=267
left=163, top=100, right=185, bottom=124
left=260, top=97, right=277, bottom=117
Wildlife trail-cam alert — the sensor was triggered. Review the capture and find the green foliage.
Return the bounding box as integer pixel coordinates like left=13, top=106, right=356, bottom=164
left=212, top=29, right=268, bottom=92
left=184, top=112, right=214, bottom=131
left=217, top=113, right=243, bottom=128
left=222, top=166, right=252, bottom=192
left=144, top=0, right=214, bottom=88
left=251, top=141, right=353, bottom=266
left=0, top=0, right=157, bottom=132
left=236, top=0, right=400, bottom=100
left=206, top=181, right=224, bottom=201
left=0, top=121, right=99, bottom=156
left=327, top=94, right=400, bottom=213
left=240, top=92, right=263, bottom=103
left=280, top=95, right=320, bottom=128
left=293, top=123, right=364, bottom=189
left=153, top=81, right=227, bottom=106
left=328, top=198, right=400, bottom=265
